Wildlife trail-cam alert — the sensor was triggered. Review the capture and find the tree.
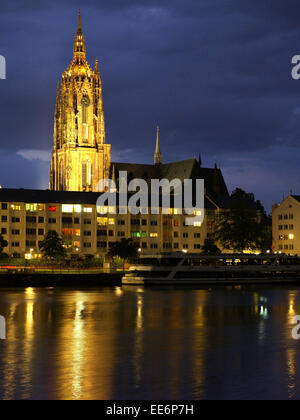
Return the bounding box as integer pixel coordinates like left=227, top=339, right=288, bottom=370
left=213, top=189, right=270, bottom=253
left=0, top=234, right=8, bottom=255
left=108, top=238, right=139, bottom=266
left=202, top=238, right=221, bottom=255
left=39, top=231, right=66, bottom=260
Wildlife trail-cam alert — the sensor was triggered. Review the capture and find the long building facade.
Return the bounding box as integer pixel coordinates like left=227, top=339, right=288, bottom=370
left=0, top=188, right=222, bottom=258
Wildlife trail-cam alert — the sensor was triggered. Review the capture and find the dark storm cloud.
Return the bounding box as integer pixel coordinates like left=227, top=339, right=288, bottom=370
left=1, top=0, right=300, bottom=209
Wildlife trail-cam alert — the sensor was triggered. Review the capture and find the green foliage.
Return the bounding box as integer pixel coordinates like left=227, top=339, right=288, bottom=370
left=202, top=238, right=221, bottom=255
left=39, top=230, right=66, bottom=260
left=0, top=234, right=8, bottom=254
left=108, top=238, right=139, bottom=262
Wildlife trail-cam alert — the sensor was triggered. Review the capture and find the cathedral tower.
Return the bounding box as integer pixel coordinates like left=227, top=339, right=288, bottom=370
left=49, top=9, right=111, bottom=192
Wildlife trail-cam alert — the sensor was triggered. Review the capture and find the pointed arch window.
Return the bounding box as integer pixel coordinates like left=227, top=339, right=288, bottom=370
left=81, top=95, right=90, bottom=142
left=59, top=160, right=64, bottom=190
left=82, top=159, right=92, bottom=189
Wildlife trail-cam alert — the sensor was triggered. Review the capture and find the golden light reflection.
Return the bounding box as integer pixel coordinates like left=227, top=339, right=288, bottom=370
left=71, top=300, right=86, bottom=400
left=286, top=349, right=296, bottom=399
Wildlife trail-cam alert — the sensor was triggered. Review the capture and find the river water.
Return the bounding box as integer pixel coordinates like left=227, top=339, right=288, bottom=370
left=0, top=285, right=300, bottom=400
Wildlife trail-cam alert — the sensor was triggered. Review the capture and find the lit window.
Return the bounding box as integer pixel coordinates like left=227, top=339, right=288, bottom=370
left=108, top=218, right=115, bottom=225
left=74, top=229, right=81, bottom=237
left=97, top=206, right=108, bottom=215
left=11, top=204, right=21, bottom=211
left=97, top=217, right=108, bottom=226
left=150, top=233, right=158, bottom=238
left=289, top=234, right=295, bottom=240
left=131, top=232, right=141, bottom=238
left=48, top=206, right=57, bottom=212
left=83, top=207, right=92, bottom=213
left=74, top=205, right=82, bottom=213
left=62, top=204, right=73, bottom=213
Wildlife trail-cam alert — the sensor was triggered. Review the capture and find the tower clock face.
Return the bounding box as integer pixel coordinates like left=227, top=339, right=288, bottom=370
left=81, top=95, right=90, bottom=107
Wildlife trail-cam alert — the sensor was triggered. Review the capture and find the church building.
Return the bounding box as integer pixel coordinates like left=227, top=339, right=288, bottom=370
left=0, top=10, right=231, bottom=258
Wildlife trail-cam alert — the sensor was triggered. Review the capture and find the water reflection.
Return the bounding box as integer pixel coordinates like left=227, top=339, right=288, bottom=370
left=0, top=286, right=300, bottom=399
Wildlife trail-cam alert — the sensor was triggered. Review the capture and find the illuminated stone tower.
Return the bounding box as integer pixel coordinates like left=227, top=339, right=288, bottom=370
left=49, top=9, right=111, bottom=192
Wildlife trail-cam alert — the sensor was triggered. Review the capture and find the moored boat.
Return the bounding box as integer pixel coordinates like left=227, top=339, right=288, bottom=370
left=122, top=253, right=300, bottom=285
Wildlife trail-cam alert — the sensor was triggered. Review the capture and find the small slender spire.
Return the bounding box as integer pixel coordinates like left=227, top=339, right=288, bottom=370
left=198, top=153, right=202, bottom=167
left=78, top=8, right=82, bottom=30
left=94, top=59, right=99, bottom=73
left=110, top=165, right=117, bottom=192
left=73, top=8, right=86, bottom=59
left=154, top=126, right=162, bottom=165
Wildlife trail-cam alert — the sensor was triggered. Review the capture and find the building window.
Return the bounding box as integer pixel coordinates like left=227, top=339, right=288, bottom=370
left=150, top=244, right=158, bottom=249
left=183, top=233, right=189, bottom=238
left=12, top=217, right=20, bottom=223
left=131, top=232, right=141, bottom=238
left=1, top=203, right=7, bottom=210
left=84, top=231, right=91, bottom=237
left=38, top=217, right=44, bottom=223
left=38, top=229, right=44, bottom=236
left=26, top=216, right=37, bottom=223
left=1, top=216, right=7, bottom=222
left=26, top=228, right=36, bottom=235
left=174, top=243, right=179, bottom=249
left=12, top=230, right=20, bottom=235
left=26, top=240, right=36, bottom=247
left=117, top=220, right=125, bottom=226
left=1, top=228, right=7, bottom=235
left=150, top=233, right=158, bottom=238
left=11, top=204, right=21, bottom=211
left=289, top=214, right=294, bottom=220
left=194, top=233, right=201, bottom=238
left=83, top=242, right=92, bottom=248
left=84, top=219, right=91, bottom=225
left=278, top=215, right=283, bottom=220
left=97, top=242, right=107, bottom=248
left=150, top=221, right=158, bottom=226
left=48, top=218, right=56, bottom=224
left=194, top=244, right=201, bottom=249
left=26, top=203, right=44, bottom=212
